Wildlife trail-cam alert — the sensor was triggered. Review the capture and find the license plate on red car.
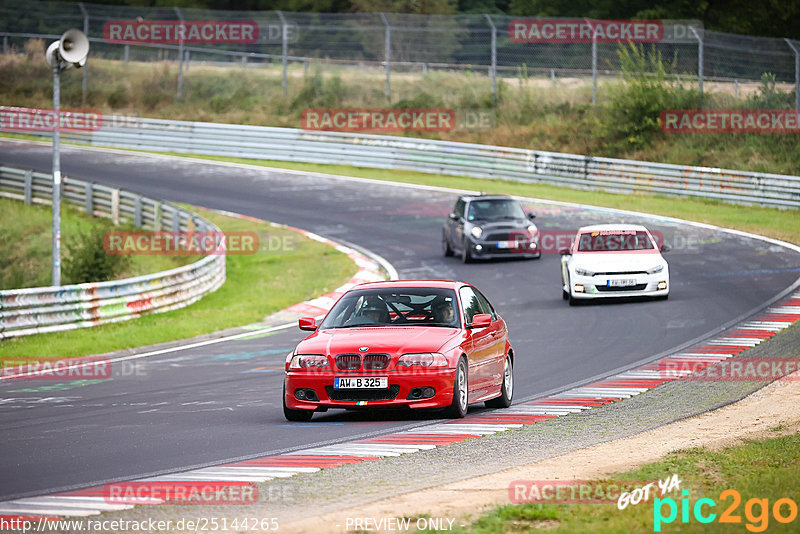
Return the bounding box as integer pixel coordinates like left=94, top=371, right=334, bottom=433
left=334, top=377, right=388, bottom=389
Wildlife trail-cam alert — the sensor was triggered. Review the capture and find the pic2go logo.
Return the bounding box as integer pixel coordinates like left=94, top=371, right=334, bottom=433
left=654, top=489, right=798, bottom=532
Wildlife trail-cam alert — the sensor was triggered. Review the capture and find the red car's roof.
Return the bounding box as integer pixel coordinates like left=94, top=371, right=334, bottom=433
left=352, top=279, right=465, bottom=290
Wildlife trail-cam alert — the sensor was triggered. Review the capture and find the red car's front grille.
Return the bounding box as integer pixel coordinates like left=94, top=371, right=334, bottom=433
left=362, top=354, right=390, bottom=370
left=325, top=385, right=400, bottom=402
left=335, top=354, right=362, bottom=370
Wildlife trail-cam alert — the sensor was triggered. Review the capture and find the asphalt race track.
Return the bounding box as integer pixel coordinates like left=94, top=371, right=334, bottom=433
left=2, top=141, right=799, bottom=500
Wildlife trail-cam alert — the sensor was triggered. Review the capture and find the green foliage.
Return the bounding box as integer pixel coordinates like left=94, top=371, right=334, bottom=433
left=604, top=43, right=697, bottom=150
left=392, top=91, right=443, bottom=108
left=290, top=71, right=344, bottom=110
left=745, top=72, right=794, bottom=109
left=63, top=224, right=131, bottom=285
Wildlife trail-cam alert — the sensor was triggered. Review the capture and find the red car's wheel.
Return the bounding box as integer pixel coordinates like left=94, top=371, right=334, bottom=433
left=485, top=353, right=513, bottom=408
left=283, top=385, right=314, bottom=422
left=446, top=358, right=468, bottom=418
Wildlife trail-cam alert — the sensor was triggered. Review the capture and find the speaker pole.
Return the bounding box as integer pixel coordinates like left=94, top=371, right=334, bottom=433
left=46, top=29, right=89, bottom=286
left=51, top=61, right=62, bottom=287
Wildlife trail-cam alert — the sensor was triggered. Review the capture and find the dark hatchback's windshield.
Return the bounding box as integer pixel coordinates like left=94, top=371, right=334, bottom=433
left=320, top=288, right=460, bottom=329
left=577, top=230, right=655, bottom=252
left=466, top=199, right=526, bottom=222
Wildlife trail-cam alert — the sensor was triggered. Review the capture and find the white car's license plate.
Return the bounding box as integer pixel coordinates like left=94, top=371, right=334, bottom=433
left=334, top=377, right=388, bottom=389
left=607, top=279, right=637, bottom=287
left=497, top=241, right=511, bottom=248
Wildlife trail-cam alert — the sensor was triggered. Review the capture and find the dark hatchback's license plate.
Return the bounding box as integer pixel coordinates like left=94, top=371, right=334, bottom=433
left=334, top=377, right=388, bottom=389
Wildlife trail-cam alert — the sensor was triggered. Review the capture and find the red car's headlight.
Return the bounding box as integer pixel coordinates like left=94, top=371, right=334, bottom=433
left=396, top=352, right=448, bottom=368
left=289, top=354, right=330, bottom=369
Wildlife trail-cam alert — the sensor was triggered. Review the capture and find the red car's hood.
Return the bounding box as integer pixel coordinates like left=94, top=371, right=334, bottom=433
left=295, top=326, right=460, bottom=356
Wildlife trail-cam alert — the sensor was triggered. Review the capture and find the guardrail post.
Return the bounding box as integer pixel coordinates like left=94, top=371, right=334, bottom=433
left=690, top=26, right=703, bottom=108
left=23, top=170, right=32, bottom=205
left=78, top=2, right=89, bottom=104
left=276, top=11, right=288, bottom=96
left=84, top=182, right=93, bottom=215
left=111, top=189, right=120, bottom=226
left=174, top=7, right=184, bottom=99
left=3, top=35, right=8, bottom=55
left=379, top=13, right=391, bottom=101
left=185, top=49, right=190, bottom=71
left=134, top=195, right=142, bottom=228
left=785, top=39, right=800, bottom=112
left=124, top=44, right=129, bottom=65
left=171, top=208, right=180, bottom=232
left=157, top=202, right=164, bottom=230
left=485, top=15, right=497, bottom=106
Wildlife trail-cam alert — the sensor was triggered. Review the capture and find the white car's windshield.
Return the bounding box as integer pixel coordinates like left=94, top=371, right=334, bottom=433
left=577, top=230, right=655, bottom=252
left=320, top=288, right=460, bottom=329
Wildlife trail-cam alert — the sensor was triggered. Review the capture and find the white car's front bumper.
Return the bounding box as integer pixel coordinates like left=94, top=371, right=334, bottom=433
left=569, top=272, right=669, bottom=300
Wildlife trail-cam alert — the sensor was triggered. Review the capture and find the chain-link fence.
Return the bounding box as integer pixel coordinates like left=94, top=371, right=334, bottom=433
left=0, top=0, right=798, bottom=108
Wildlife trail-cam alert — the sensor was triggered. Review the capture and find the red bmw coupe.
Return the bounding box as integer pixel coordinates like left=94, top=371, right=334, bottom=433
left=283, top=280, right=514, bottom=421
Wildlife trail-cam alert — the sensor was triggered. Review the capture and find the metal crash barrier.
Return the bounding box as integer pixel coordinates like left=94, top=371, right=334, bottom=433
left=58, top=116, right=800, bottom=208
left=0, top=165, right=226, bottom=339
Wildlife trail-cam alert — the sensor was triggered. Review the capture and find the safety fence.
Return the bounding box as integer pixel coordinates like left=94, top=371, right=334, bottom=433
left=0, top=165, right=225, bottom=339
left=41, top=115, right=800, bottom=208
left=0, top=0, right=798, bottom=106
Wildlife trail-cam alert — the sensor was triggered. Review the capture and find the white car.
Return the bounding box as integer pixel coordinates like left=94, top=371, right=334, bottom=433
left=560, top=224, right=670, bottom=305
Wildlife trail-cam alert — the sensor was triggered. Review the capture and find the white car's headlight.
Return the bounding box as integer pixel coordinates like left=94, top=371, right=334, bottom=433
left=646, top=265, right=665, bottom=274
left=527, top=224, right=537, bottom=234
left=470, top=226, right=483, bottom=239
left=396, top=353, right=448, bottom=368
left=575, top=267, right=595, bottom=276
left=289, top=354, right=329, bottom=369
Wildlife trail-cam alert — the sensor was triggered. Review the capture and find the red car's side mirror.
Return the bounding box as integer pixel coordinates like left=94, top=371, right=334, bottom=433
left=468, top=313, right=492, bottom=328
left=298, top=317, right=317, bottom=331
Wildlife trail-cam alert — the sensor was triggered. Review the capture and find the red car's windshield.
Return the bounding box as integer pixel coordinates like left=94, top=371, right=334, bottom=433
left=320, top=288, right=460, bottom=329
left=576, top=230, right=655, bottom=252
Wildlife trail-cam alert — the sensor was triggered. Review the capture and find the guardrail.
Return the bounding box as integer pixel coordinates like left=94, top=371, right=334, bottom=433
left=51, top=116, right=800, bottom=208
left=0, top=165, right=225, bottom=340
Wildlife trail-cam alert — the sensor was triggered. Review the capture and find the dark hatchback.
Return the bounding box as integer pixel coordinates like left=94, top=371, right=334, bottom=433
left=442, top=195, right=540, bottom=263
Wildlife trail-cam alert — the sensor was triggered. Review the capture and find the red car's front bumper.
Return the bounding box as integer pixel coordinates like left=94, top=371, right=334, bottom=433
left=284, top=368, right=457, bottom=410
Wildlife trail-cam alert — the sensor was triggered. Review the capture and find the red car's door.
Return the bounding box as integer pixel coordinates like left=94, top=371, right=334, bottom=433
left=459, top=286, right=496, bottom=396
left=474, top=289, right=507, bottom=391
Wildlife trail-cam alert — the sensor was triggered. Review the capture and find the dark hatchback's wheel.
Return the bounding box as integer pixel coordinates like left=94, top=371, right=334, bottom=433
left=485, top=353, right=513, bottom=408
left=446, top=358, right=469, bottom=418
left=283, top=385, right=314, bottom=422
left=461, top=242, right=473, bottom=264
left=442, top=233, right=454, bottom=257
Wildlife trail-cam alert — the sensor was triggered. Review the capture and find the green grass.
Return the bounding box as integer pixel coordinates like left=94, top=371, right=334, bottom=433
left=174, top=155, right=800, bottom=246
left=0, top=206, right=357, bottom=359
left=423, top=433, right=800, bottom=533
left=0, top=197, right=195, bottom=289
